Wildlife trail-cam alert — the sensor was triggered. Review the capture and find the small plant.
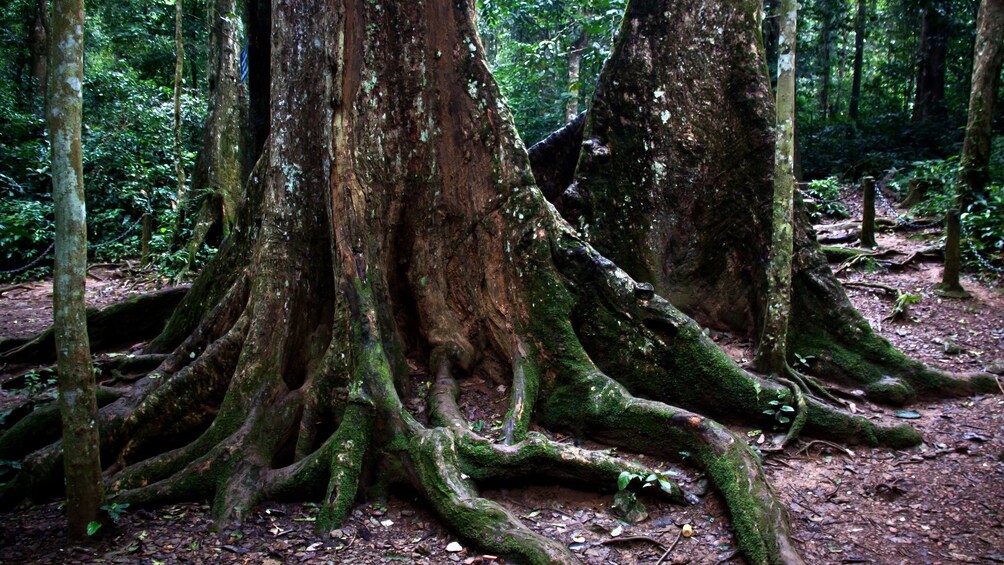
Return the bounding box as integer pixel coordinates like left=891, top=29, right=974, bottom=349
left=613, top=469, right=679, bottom=523
left=87, top=502, right=130, bottom=536
left=19, top=369, right=57, bottom=398
left=793, top=352, right=815, bottom=370
left=762, top=392, right=795, bottom=427
left=886, top=291, right=921, bottom=322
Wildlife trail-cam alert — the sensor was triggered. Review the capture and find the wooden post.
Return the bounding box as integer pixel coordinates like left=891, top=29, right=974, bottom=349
left=860, top=176, right=876, bottom=248
left=937, top=208, right=970, bottom=297
left=141, top=213, right=152, bottom=266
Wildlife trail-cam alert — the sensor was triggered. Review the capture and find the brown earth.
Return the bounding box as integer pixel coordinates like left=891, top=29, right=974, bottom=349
left=0, top=210, right=1002, bottom=564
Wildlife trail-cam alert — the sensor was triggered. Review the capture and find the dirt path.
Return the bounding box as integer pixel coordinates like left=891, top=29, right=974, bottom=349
left=0, top=224, right=1002, bottom=565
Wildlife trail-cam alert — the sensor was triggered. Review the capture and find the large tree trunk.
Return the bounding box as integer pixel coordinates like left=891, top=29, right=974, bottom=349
left=913, top=0, right=949, bottom=122
left=554, top=0, right=993, bottom=404
left=958, top=0, right=1003, bottom=200
left=3, top=0, right=998, bottom=563
left=186, top=0, right=250, bottom=261
left=47, top=0, right=104, bottom=539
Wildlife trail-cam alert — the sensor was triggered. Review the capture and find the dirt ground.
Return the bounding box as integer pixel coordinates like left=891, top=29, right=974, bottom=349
left=0, top=206, right=1002, bottom=564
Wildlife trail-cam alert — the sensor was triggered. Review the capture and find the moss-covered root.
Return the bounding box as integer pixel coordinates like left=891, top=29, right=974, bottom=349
left=501, top=341, right=539, bottom=444
left=410, top=429, right=579, bottom=565
left=458, top=431, right=686, bottom=503
left=803, top=397, right=921, bottom=448
left=544, top=373, right=804, bottom=565
left=0, top=286, right=189, bottom=364
left=318, top=400, right=373, bottom=528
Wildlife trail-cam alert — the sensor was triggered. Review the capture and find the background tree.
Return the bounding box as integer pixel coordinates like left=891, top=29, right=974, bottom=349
left=478, top=0, right=624, bottom=143
left=46, top=0, right=104, bottom=539
left=185, top=0, right=248, bottom=263
left=940, top=0, right=1003, bottom=295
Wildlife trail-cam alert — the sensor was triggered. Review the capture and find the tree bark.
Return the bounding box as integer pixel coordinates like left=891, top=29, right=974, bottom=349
left=186, top=0, right=249, bottom=260
left=47, top=0, right=105, bottom=539
left=566, top=31, right=587, bottom=122
left=757, top=0, right=798, bottom=374
left=941, top=0, right=1003, bottom=294
left=172, top=0, right=188, bottom=212
left=818, top=0, right=832, bottom=119
left=5, top=1, right=998, bottom=563
left=29, top=0, right=49, bottom=116
left=849, top=0, right=866, bottom=122
left=913, top=0, right=949, bottom=122
left=958, top=0, right=1004, bottom=200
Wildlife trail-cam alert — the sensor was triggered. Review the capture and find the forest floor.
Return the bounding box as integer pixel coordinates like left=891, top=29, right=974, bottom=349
left=0, top=209, right=1002, bottom=564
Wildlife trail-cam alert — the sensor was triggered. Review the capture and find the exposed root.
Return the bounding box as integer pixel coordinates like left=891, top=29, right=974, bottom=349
left=501, top=340, right=538, bottom=444
left=543, top=370, right=804, bottom=565
left=411, top=429, right=578, bottom=565
left=457, top=432, right=685, bottom=504
left=0, top=286, right=189, bottom=364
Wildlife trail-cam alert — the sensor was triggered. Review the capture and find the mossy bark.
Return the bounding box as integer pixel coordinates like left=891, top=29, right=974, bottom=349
left=757, top=0, right=798, bottom=373
left=47, top=0, right=105, bottom=539
left=186, top=0, right=249, bottom=261
left=554, top=0, right=995, bottom=405
left=3, top=1, right=988, bottom=564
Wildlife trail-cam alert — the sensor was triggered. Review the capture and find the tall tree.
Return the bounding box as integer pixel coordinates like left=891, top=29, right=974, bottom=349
left=4, top=1, right=998, bottom=563
left=758, top=0, right=798, bottom=374
left=47, top=0, right=104, bottom=539
left=913, top=0, right=949, bottom=122
left=186, top=0, right=249, bottom=261
left=28, top=0, right=48, bottom=115
left=958, top=0, right=1003, bottom=199
left=817, top=0, right=834, bottom=119
left=172, top=0, right=188, bottom=209
left=940, top=0, right=1003, bottom=295
left=848, top=0, right=866, bottom=121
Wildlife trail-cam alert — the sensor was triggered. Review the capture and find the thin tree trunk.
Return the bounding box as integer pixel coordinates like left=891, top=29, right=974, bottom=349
left=47, top=0, right=104, bottom=539
left=757, top=0, right=798, bottom=373
left=173, top=0, right=187, bottom=208
left=29, top=0, right=49, bottom=116
left=835, top=28, right=847, bottom=115
left=566, top=31, right=586, bottom=122
left=819, top=1, right=832, bottom=119
left=849, top=0, right=866, bottom=122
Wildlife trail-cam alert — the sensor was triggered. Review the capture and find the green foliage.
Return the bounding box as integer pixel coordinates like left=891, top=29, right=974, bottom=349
left=761, top=391, right=794, bottom=426
left=795, top=0, right=980, bottom=180
left=897, top=152, right=1004, bottom=274
left=478, top=0, right=624, bottom=144
left=803, top=176, right=848, bottom=220
left=0, top=0, right=213, bottom=282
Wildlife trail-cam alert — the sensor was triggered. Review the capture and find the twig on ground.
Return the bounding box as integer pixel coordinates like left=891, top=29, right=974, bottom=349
left=842, top=281, right=898, bottom=294
left=654, top=529, right=683, bottom=565
left=795, top=439, right=855, bottom=458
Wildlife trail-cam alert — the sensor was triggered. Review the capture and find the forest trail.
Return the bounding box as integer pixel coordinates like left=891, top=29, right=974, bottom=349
left=0, top=213, right=1002, bottom=565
